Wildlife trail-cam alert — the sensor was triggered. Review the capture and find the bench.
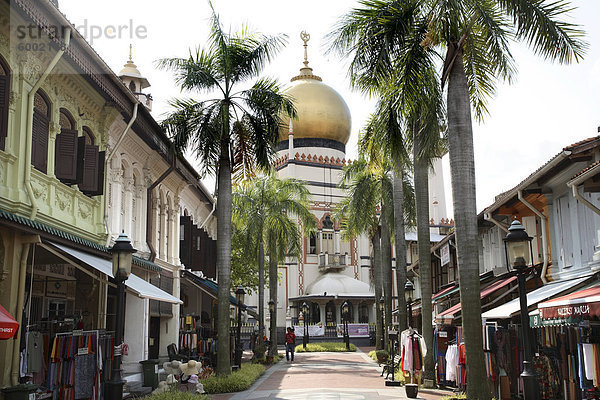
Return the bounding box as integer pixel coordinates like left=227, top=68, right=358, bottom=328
left=381, top=355, right=401, bottom=379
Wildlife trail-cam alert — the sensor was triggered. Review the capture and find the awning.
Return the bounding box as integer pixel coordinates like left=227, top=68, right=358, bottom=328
left=538, top=281, right=600, bottom=323
left=0, top=304, right=19, bottom=339
left=482, top=276, right=590, bottom=320
left=181, top=271, right=258, bottom=318
left=46, top=242, right=182, bottom=304
left=433, top=271, right=495, bottom=302
left=436, top=276, right=516, bottom=323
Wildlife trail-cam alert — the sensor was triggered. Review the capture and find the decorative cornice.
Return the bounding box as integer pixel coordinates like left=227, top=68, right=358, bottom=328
left=273, top=151, right=352, bottom=170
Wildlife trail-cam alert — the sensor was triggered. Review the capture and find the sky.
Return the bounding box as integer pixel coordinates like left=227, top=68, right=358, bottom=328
left=57, top=0, right=600, bottom=215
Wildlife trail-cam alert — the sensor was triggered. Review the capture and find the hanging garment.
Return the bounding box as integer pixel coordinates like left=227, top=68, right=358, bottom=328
left=401, top=330, right=413, bottom=372
left=582, top=343, right=595, bottom=381
left=445, top=344, right=458, bottom=382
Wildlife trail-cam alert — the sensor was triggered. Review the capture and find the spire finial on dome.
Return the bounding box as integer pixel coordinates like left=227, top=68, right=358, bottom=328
left=300, top=31, right=310, bottom=68
left=129, top=43, right=133, bottom=62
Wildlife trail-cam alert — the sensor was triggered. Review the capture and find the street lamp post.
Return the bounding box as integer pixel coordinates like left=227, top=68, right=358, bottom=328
left=405, top=280, right=414, bottom=328
left=105, top=232, right=136, bottom=400
left=378, top=296, right=385, bottom=349
left=268, top=299, right=275, bottom=354
left=503, top=219, right=539, bottom=400
left=234, top=286, right=246, bottom=368
left=301, top=302, right=309, bottom=349
left=341, top=301, right=350, bottom=350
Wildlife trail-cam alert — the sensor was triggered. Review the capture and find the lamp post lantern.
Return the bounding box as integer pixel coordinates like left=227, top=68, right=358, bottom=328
left=234, top=286, right=246, bottom=368
left=301, top=302, right=309, bottom=349
left=106, top=232, right=135, bottom=400
left=378, top=296, right=385, bottom=349
left=405, top=280, right=414, bottom=328
left=341, top=301, right=350, bottom=350
left=503, top=219, right=539, bottom=400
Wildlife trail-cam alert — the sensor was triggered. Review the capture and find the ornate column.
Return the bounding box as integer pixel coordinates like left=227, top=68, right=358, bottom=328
left=134, top=184, right=145, bottom=250
left=167, top=205, right=177, bottom=264
left=47, top=120, right=60, bottom=178
left=159, top=201, right=167, bottom=261
left=172, top=196, right=181, bottom=265
left=108, top=168, right=123, bottom=240
left=122, top=175, right=134, bottom=238
left=334, top=230, right=340, bottom=255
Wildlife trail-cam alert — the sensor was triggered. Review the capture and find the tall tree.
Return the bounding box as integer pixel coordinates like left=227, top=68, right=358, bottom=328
left=233, top=173, right=315, bottom=356
left=159, top=3, right=294, bottom=375
left=330, top=0, right=586, bottom=397
left=328, top=0, right=444, bottom=381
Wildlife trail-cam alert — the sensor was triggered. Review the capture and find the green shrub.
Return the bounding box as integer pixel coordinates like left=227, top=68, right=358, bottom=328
left=201, top=363, right=265, bottom=394
left=145, top=391, right=209, bottom=400
left=295, top=342, right=356, bottom=352
left=441, top=395, right=467, bottom=400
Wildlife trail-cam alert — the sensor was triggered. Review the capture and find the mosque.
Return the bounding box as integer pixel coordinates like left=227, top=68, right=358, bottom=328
left=247, top=33, right=452, bottom=338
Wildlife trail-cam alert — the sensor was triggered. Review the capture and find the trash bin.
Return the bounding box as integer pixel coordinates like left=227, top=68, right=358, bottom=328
left=1, top=384, right=38, bottom=400
left=139, top=359, right=159, bottom=389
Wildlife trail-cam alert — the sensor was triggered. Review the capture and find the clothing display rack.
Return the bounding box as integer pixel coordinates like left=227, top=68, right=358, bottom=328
left=178, top=315, right=215, bottom=363
left=400, top=328, right=427, bottom=386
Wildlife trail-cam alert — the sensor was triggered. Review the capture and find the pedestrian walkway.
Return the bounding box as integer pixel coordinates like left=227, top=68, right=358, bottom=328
left=216, top=347, right=455, bottom=400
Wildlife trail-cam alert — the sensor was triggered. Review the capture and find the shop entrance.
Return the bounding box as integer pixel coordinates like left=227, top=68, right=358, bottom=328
left=149, top=316, right=160, bottom=359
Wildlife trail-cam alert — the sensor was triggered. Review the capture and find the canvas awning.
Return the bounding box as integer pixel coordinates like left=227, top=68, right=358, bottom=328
left=436, top=276, right=516, bottom=324
left=44, top=242, right=182, bottom=304
left=538, top=282, right=600, bottom=324
left=0, top=304, right=19, bottom=339
left=482, top=276, right=590, bottom=320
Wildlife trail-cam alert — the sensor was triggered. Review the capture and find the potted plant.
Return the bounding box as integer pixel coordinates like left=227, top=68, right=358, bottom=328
left=375, top=350, right=389, bottom=364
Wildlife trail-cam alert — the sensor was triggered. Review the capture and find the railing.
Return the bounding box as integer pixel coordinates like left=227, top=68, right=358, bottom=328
left=229, top=322, right=257, bottom=339
left=318, top=252, right=348, bottom=268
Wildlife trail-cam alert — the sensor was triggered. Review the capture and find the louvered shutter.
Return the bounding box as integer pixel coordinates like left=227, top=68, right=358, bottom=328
left=0, top=75, right=8, bottom=150
left=90, top=151, right=105, bottom=196
left=80, top=143, right=99, bottom=193
left=191, top=225, right=201, bottom=270
left=54, top=129, right=78, bottom=182
left=159, top=274, right=173, bottom=317
left=149, top=274, right=161, bottom=317
left=32, top=109, right=48, bottom=173
left=179, top=216, right=191, bottom=266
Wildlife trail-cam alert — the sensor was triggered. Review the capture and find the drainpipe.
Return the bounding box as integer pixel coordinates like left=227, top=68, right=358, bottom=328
left=569, top=184, right=600, bottom=217
left=518, top=190, right=550, bottom=283
left=146, top=159, right=175, bottom=261
left=24, top=29, right=71, bottom=220
left=11, top=235, right=41, bottom=385
left=198, top=202, right=216, bottom=230
left=103, top=103, right=140, bottom=245
left=483, top=212, right=509, bottom=234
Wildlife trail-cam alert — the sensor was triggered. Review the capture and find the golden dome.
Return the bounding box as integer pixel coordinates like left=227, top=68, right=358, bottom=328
left=278, top=33, right=351, bottom=145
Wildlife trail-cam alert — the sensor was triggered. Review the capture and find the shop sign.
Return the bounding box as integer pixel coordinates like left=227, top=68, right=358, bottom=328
left=46, top=280, right=67, bottom=298
left=440, top=243, right=450, bottom=266
left=438, top=331, right=448, bottom=338
left=539, top=301, right=600, bottom=320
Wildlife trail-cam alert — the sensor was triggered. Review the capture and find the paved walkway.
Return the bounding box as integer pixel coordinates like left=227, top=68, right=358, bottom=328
left=213, top=348, right=455, bottom=400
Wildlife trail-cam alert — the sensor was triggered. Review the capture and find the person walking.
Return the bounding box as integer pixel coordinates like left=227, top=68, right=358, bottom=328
left=285, top=327, right=296, bottom=362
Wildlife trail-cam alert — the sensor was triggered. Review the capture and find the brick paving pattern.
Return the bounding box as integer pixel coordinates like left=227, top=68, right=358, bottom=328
left=212, top=347, right=455, bottom=400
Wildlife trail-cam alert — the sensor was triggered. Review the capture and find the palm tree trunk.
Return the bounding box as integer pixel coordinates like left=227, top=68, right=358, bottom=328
left=381, top=205, right=392, bottom=347
left=447, top=46, right=490, bottom=400
left=372, top=230, right=383, bottom=350
left=258, top=241, right=265, bottom=339
left=216, top=137, right=233, bottom=376
left=413, top=131, right=434, bottom=382
left=393, top=170, right=408, bottom=332
left=268, top=238, right=278, bottom=357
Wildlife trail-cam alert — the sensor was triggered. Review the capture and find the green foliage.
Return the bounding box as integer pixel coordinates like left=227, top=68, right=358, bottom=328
left=230, top=224, right=260, bottom=293
left=294, top=342, right=356, bottom=352
left=441, top=395, right=467, bottom=400
left=201, top=363, right=265, bottom=394
left=145, top=391, right=209, bottom=400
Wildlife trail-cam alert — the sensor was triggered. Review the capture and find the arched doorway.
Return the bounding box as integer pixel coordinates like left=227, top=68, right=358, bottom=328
left=325, top=301, right=336, bottom=324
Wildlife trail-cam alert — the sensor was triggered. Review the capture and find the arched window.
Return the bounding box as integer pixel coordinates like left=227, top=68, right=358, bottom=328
left=310, top=302, right=320, bottom=324
left=129, top=80, right=136, bottom=92
left=55, top=108, right=79, bottom=182
left=325, top=301, right=336, bottom=324
left=358, top=302, right=369, bottom=323
left=79, top=126, right=103, bottom=195
left=0, top=55, right=10, bottom=151
left=32, top=90, right=50, bottom=173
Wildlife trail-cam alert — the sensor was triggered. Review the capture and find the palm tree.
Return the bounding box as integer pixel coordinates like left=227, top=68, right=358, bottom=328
left=329, top=0, right=586, bottom=397
left=159, top=3, right=294, bottom=376
left=233, top=173, right=315, bottom=356
left=329, top=1, right=444, bottom=380
left=337, top=157, right=388, bottom=350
